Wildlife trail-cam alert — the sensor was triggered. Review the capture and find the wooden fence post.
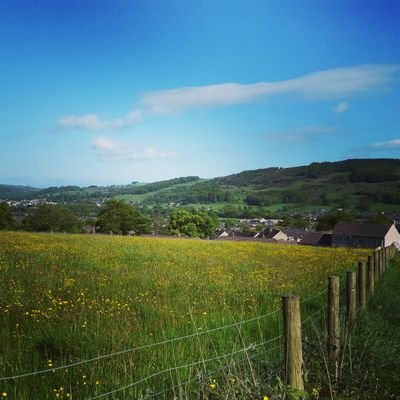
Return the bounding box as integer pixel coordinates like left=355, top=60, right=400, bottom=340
left=383, top=247, right=386, bottom=272
left=367, top=255, right=374, bottom=296
left=373, top=250, right=379, bottom=282
left=328, top=276, right=340, bottom=365
left=357, top=261, right=366, bottom=309
left=282, top=295, right=304, bottom=393
left=377, top=250, right=381, bottom=280
left=385, top=247, right=388, bottom=269
left=346, top=271, right=356, bottom=327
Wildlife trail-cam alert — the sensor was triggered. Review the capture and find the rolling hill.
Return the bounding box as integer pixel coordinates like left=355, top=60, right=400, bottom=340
left=1, top=159, right=400, bottom=216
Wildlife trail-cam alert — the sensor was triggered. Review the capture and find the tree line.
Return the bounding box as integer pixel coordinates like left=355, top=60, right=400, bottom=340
left=0, top=200, right=219, bottom=239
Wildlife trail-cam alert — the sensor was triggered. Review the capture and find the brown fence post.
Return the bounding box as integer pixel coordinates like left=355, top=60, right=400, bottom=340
left=346, top=271, right=356, bottom=327
left=367, top=255, right=374, bottom=296
left=282, top=295, right=304, bottom=393
left=385, top=247, right=389, bottom=269
left=378, top=249, right=381, bottom=280
left=328, top=276, right=340, bottom=366
left=357, top=261, right=366, bottom=309
left=383, top=247, right=386, bottom=271
left=373, top=250, right=379, bottom=282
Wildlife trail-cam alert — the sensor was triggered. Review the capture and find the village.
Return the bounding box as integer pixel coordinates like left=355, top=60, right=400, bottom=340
left=2, top=195, right=400, bottom=250
left=215, top=217, right=400, bottom=249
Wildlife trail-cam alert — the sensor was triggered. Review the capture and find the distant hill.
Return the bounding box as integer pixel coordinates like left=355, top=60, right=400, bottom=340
left=0, top=184, right=39, bottom=200
left=2, top=159, right=400, bottom=216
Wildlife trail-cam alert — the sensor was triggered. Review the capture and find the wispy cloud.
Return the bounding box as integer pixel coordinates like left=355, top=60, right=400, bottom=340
left=57, top=64, right=399, bottom=128
left=266, top=125, right=337, bottom=144
left=91, top=136, right=176, bottom=162
left=333, top=101, right=349, bottom=114
left=348, top=138, right=400, bottom=157
left=369, top=138, right=400, bottom=149
left=57, top=110, right=142, bottom=131
left=141, top=64, right=399, bottom=114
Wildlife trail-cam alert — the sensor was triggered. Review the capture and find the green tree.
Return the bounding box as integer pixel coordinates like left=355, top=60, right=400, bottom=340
left=316, top=211, right=354, bottom=231
left=281, top=215, right=310, bottom=229
left=23, top=204, right=82, bottom=233
left=169, top=208, right=218, bottom=238
left=367, top=213, right=392, bottom=225
left=0, top=202, right=15, bottom=230
left=97, top=200, right=152, bottom=235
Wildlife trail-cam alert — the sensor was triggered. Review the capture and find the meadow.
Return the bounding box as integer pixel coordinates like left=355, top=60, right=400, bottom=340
left=0, top=232, right=369, bottom=399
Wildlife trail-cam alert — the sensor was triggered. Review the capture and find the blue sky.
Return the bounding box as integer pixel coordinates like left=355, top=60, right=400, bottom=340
left=1, top=0, right=400, bottom=187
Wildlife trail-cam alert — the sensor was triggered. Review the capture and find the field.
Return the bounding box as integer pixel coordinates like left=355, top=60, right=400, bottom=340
left=0, top=232, right=369, bottom=399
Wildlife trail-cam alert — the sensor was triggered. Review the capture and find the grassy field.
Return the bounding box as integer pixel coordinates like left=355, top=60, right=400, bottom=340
left=0, top=232, right=370, bottom=399
left=335, top=256, right=400, bottom=399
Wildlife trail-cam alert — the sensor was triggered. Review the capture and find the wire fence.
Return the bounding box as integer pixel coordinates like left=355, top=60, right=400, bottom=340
left=86, top=335, right=284, bottom=400
left=0, top=307, right=282, bottom=382
left=85, top=290, right=328, bottom=400
left=2, top=247, right=394, bottom=400
left=0, top=295, right=297, bottom=399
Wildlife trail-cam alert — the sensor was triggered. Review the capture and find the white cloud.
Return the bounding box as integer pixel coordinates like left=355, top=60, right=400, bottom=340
left=91, top=136, right=176, bottom=162
left=57, top=110, right=142, bottom=131
left=348, top=138, right=400, bottom=157
left=141, top=64, right=399, bottom=114
left=92, top=136, right=120, bottom=151
left=369, top=138, right=400, bottom=149
left=266, top=126, right=337, bottom=144
left=333, top=101, right=349, bottom=114
left=57, top=64, right=399, bottom=129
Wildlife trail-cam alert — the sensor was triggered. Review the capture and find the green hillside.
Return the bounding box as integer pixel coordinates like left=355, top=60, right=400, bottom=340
left=1, top=159, right=400, bottom=216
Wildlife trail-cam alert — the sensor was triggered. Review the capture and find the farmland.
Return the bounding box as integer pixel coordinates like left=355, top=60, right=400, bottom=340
left=2, top=159, right=400, bottom=218
left=0, top=232, right=369, bottom=399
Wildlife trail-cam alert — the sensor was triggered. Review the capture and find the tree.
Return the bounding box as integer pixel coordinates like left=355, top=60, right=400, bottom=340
left=169, top=208, right=218, bottom=239
left=281, top=215, right=310, bottom=229
left=23, top=204, right=82, bottom=233
left=0, top=202, right=15, bottom=230
left=316, top=211, right=354, bottom=231
left=96, top=200, right=152, bottom=235
left=367, top=213, right=392, bottom=225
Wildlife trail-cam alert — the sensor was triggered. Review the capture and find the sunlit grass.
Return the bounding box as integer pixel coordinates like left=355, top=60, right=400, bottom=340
left=0, top=231, right=369, bottom=399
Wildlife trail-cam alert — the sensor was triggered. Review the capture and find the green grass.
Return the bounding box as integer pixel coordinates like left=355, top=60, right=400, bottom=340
left=297, top=252, right=400, bottom=400
left=336, top=254, right=400, bottom=399
left=368, top=203, right=400, bottom=213
left=0, top=232, right=370, bottom=399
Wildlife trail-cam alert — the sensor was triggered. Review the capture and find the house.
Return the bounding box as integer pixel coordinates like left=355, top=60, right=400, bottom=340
left=283, top=227, right=307, bottom=242
left=256, top=228, right=288, bottom=241
left=215, top=229, right=256, bottom=241
left=215, top=229, right=230, bottom=239
left=301, top=231, right=332, bottom=247
left=332, top=222, right=400, bottom=248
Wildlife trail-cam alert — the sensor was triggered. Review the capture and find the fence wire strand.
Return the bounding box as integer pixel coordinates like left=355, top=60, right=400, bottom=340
left=300, top=289, right=326, bottom=304
left=0, top=307, right=281, bottom=382
left=85, top=335, right=284, bottom=400
left=302, top=305, right=327, bottom=327
left=145, top=341, right=284, bottom=400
